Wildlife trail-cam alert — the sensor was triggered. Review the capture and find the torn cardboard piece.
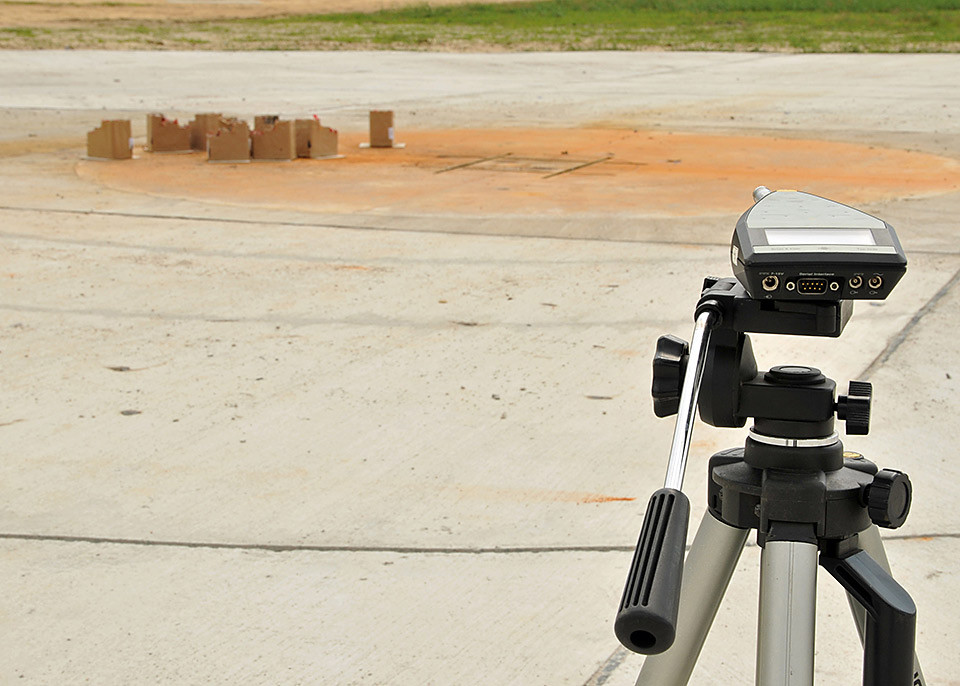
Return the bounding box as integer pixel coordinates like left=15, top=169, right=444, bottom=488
left=189, top=113, right=224, bottom=151
left=295, top=118, right=340, bottom=159
left=208, top=119, right=251, bottom=162
left=86, top=120, right=132, bottom=160
left=146, top=113, right=191, bottom=153
left=252, top=119, right=296, bottom=161
left=254, top=115, right=281, bottom=130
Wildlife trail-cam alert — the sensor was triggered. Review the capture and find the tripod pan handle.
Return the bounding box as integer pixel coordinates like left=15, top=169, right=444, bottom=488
left=615, top=487, right=690, bottom=655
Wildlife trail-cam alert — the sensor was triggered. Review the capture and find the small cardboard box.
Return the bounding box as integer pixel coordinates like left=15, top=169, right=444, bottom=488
left=208, top=120, right=250, bottom=162
left=314, top=126, right=339, bottom=158
left=252, top=119, right=295, bottom=161
left=86, top=120, right=132, bottom=160
left=369, top=110, right=395, bottom=148
left=146, top=113, right=191, bottom=152
left=295, top=118, right=339, bottom=158
left=189, top=113, right=224, bottom=151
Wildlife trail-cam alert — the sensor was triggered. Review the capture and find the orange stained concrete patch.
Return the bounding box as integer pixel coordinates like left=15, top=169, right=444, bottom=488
left=579, top=495, right=637, bottom=504
left=77, top=129, right=960, bottom=217
left=453, top=484, right=636, bottom=504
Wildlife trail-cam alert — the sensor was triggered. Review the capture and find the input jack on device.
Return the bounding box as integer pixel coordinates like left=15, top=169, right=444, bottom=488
left=868, top=276, right=883, bottom=290
left=849, top=275, right=864, bottom=290
left=762, top=275, right=780, bottom=292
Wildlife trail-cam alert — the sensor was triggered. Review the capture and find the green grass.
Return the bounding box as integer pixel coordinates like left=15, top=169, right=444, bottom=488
left=296, top=0, right=960, bottom=51
left=315, top=0, right=960, bottom=25
left=1, top=26, right=36, bottom=38
left=1, top=0, right=959, bottom=51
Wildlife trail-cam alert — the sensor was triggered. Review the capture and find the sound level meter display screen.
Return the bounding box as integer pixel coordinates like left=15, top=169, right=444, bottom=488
left=763, top=228, right=877, bottom=247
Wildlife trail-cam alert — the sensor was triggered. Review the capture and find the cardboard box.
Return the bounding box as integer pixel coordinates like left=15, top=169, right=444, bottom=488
left=369, top=110, right=395, bottom=148
left=189, top=113, right=224, bottom=151
left=86, top=120, right=132, bottom=160
left=208, top=120, right=250, bottom=162
left=295, top=118, right=339, bottom=158
left=314, top=126, right=339, bottom=158
left=146, top=113, right=191, bottom=152
left=252, top=119, right=295, bottom=161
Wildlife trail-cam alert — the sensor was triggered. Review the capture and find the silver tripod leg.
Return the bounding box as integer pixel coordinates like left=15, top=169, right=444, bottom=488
left=635, top=512, right=749, bottom=686
left=847, top=526, right=926, bottom=685
left=756, top=540, right=818, bottom=686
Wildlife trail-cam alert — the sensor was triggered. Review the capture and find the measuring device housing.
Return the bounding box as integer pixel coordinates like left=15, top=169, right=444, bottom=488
left=731, top=190, right=907, bottom=301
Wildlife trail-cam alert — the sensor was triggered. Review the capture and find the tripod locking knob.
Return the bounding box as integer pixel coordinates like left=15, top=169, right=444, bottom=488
left=652, top=335, right=689, bottom=418
left=865, top=469, right=912, bottom=529
left=836, top=380, right=872, bottom=434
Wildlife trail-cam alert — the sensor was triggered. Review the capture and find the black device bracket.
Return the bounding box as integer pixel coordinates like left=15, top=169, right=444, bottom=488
left=690, top=276, right=854, bottom=429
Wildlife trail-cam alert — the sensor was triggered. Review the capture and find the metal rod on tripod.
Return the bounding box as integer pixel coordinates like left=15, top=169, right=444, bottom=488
left=663, top=310, right=716, bottom=491
left=614, top=308, right=718, bottom=657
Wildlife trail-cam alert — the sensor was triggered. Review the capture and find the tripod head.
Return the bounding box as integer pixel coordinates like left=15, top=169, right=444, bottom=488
left=653, top=276, right=870, bottom=441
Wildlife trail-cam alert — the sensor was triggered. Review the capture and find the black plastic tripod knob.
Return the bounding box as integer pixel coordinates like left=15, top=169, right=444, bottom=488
left=836, top=380, right=872, bottom=435
left=652, top=335, right=689, bottom=418
left=865, top=469, right=912, bottom=529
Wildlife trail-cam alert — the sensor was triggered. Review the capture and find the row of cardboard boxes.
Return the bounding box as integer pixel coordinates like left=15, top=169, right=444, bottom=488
left=87, top=110, right=399, bottom=161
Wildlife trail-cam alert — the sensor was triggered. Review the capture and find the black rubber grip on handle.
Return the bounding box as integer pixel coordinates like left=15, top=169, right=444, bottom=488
left=615, top=487, right=690, bottom=655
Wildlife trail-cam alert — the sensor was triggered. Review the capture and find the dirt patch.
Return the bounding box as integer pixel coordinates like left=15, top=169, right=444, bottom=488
left=76, top=128, right=960, bottom=218
left=0, top=136, right=85, bottom=158
left=0, top=0, right=521, bottom=27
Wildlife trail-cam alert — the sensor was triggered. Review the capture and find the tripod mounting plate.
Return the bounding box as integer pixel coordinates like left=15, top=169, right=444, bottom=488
left=697, top=277, right=852, bottom=338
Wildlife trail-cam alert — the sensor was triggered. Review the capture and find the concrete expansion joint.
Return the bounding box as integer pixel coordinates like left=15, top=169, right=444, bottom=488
left=5, top=203, right=960, bottom=254
left=0, top=532, right=638, bottom=554
left=2, top=532, right=957, bottom=554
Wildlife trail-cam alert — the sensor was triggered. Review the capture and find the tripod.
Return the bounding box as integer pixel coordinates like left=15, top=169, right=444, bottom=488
left=615, top=277, right=925, bottom=686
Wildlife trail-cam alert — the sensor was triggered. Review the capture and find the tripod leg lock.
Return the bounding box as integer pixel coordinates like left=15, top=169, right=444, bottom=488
left=820, top=548, right=918, bottom=686
left=615, top=488, right=690, bottom=655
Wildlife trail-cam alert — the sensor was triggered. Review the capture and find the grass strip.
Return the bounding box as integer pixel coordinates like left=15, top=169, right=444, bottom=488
left=1, top=0, right=959, bottom=51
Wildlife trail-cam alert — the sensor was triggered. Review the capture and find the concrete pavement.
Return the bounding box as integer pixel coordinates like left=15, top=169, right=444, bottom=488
left=0, top=51, right=958, bottom=685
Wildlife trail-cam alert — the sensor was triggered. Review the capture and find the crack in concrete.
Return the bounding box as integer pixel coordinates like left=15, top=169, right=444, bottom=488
left=858, top=264, right=960, bottom=380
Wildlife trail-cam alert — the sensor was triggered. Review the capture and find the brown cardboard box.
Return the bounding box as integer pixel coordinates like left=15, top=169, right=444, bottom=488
left=208, top=120, right=250, bottom=162
left=295, top=118, right=339, bottom=158
left=252, top=120, right=295, bottom=161
left=369, top=110, right=395, bottom=148
left=86, top=120, right=132, bottom=160
left=314, top=126, right=339, bottom=158
left=146, top=113, right=191, bottom=152
left=189, top=113, right=224, bottom=151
